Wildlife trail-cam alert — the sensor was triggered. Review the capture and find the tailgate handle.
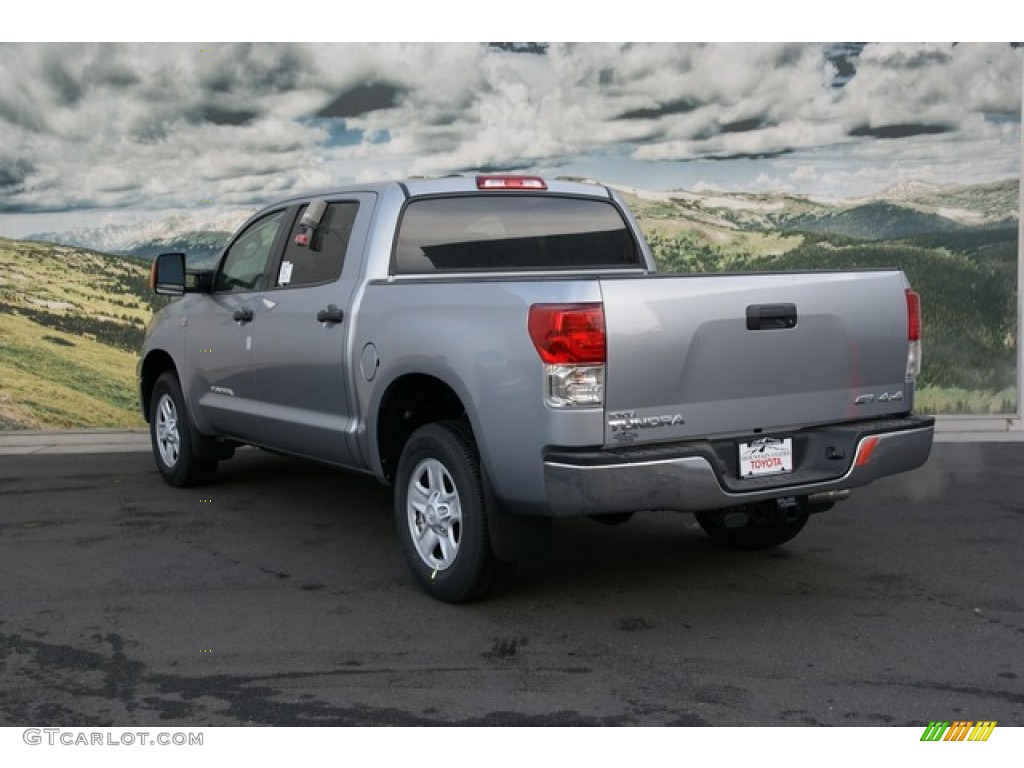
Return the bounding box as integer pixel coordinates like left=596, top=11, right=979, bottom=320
left=746, top=303, right=797, bottom=330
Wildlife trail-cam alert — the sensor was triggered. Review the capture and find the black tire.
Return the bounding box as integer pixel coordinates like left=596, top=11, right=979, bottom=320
left=589, top=512, right=635, bottom=526
left=149, top=372, right=217, bottom=487
left=695, top=501, right=809, bottom=551
left=394, top=421, right=502, bottom=603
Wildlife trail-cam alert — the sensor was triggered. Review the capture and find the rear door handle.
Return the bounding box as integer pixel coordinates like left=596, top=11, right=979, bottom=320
left=232, top=308, right=254, bottom=324
left=316, top=305, right=344, bottom=324
left=746, top=303, right=797, bottom=330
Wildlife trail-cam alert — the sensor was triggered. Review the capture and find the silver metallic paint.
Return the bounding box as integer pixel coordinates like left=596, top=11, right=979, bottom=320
left=140, top=177, right=932, bottom=518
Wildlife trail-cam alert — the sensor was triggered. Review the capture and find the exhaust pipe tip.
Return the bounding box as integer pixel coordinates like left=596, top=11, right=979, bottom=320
left=806, top=490, right=851, bottom=507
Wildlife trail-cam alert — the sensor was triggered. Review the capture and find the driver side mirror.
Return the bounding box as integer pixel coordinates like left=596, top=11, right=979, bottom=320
left=150, top=253, right=212, bottom=295
left=150, top=252, right=186, bottom=295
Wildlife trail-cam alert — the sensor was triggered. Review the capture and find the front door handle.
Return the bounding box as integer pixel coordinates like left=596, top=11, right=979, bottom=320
left=316, top=305, right=345, bottom=324
left=232, top=308, right=253, bottom=324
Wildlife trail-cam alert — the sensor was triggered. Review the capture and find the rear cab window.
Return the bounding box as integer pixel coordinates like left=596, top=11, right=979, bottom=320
left=393, top=195, right=642, bottom=275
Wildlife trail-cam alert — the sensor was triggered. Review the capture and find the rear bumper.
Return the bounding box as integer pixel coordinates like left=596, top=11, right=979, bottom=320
left=542, top=416, right=934, bottom=517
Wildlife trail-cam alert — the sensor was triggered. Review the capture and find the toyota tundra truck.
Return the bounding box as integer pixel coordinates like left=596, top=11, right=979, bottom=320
left=139, top=175, right=934, bottom=602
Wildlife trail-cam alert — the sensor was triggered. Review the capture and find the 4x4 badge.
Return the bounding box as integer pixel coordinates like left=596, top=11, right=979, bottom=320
left=854, top=390, right=903, bottom=405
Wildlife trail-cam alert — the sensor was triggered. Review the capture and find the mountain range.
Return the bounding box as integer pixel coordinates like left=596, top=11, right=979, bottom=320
left=27, top=208, right=255, bottom=266
left=23, top=179, right=1019, bottom=263
left=613, top=178, right=1018, bottom=242
left=1, top=178, right=1018, bottom=428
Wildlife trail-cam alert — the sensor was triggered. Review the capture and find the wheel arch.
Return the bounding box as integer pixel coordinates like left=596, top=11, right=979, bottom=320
left=139, top=349, right=178, bottom=423
left=375, top=372, right=470, bottom=484
left=374, top=371, right=552, bottom=563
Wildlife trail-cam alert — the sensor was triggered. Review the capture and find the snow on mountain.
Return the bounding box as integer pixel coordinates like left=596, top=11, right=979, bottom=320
left=27, top=208, right=255, bottom=255
left=875, top=180, right=945, bottom=200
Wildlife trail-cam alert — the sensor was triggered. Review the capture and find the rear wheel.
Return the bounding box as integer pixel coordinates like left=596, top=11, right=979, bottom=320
left=394, top=421, right=503, bottom=603
left=695, top=500, right=809, bottom=550
left=589, top=512, right=635, bottom=526
left=149, top=372, right=217, bottom=487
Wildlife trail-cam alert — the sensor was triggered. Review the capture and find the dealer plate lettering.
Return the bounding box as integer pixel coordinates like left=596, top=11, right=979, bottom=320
left=739, top=437, right=793, bottom=478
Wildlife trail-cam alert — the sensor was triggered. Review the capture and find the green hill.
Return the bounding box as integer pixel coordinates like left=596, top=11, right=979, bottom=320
left=0, top=238, right=164, bottom=429
left=0, top=176, right=1019, bottom=427
left=756, top=235, right=1017, bottom=394
left=777, top=201, right=967, bottom=240
left=637, top=195, right=1019, bottom=414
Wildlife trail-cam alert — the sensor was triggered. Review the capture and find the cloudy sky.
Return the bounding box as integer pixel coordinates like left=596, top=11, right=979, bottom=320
left=0, top=42, right=1020, bottom=237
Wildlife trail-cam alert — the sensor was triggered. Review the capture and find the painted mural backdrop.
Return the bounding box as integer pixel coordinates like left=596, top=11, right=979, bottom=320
left=0, top=43, right=1020, bottom=427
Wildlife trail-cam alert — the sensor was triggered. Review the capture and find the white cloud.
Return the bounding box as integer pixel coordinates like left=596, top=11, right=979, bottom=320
left=0, top=41, right=1019, bottom=235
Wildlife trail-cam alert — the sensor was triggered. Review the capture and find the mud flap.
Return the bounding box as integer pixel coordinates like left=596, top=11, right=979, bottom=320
left=482, top=466, right=552, bottom=561
left=187, top=421, right=236, bottom=462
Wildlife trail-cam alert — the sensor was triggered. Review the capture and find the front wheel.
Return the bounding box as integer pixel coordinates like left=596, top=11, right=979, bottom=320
left=149, top=372, right=217, bottom=487
left=695, top=500, right=809, bottom=550
left=394, top=421, right=502, bottom=603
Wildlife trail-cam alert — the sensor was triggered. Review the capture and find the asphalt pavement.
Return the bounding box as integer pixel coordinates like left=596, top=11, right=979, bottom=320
left=1, top=431, right=1022, bottom=726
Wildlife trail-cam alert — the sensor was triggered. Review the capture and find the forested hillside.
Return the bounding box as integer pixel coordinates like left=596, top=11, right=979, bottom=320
left=641, top=200, right=1018, bottom=414
left=0, top=238, right=165, bottom=428
left=0, top=179, right=1018, bottom=427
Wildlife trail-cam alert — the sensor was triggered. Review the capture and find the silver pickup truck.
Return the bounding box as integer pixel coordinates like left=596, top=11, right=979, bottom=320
left=139, top=175, right=934, bottom=602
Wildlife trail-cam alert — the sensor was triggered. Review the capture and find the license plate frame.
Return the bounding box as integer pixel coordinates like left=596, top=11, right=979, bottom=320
left=739, top=437, right=793, bottom=478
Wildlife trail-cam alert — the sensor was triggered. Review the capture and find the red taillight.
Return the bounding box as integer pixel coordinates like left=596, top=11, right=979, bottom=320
left=906, top=289, right=921, bottom=341
left=528, top=303, right=605, bottom=364
left=476, top=175, right=547, bottom=190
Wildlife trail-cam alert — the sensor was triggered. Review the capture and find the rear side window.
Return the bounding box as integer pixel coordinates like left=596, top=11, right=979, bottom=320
left=275, top=201, right=359, bottom=288
left=393, top=195, right=641, bottom=274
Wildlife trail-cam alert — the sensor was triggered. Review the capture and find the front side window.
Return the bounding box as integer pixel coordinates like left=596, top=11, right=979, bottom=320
left=215, top=210, right=287, bottom=293
left=394, top=195, right=641, bottom=274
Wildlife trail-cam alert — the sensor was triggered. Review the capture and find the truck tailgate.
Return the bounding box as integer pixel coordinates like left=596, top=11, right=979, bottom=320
left=600, top=270, right=913, bottom=446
